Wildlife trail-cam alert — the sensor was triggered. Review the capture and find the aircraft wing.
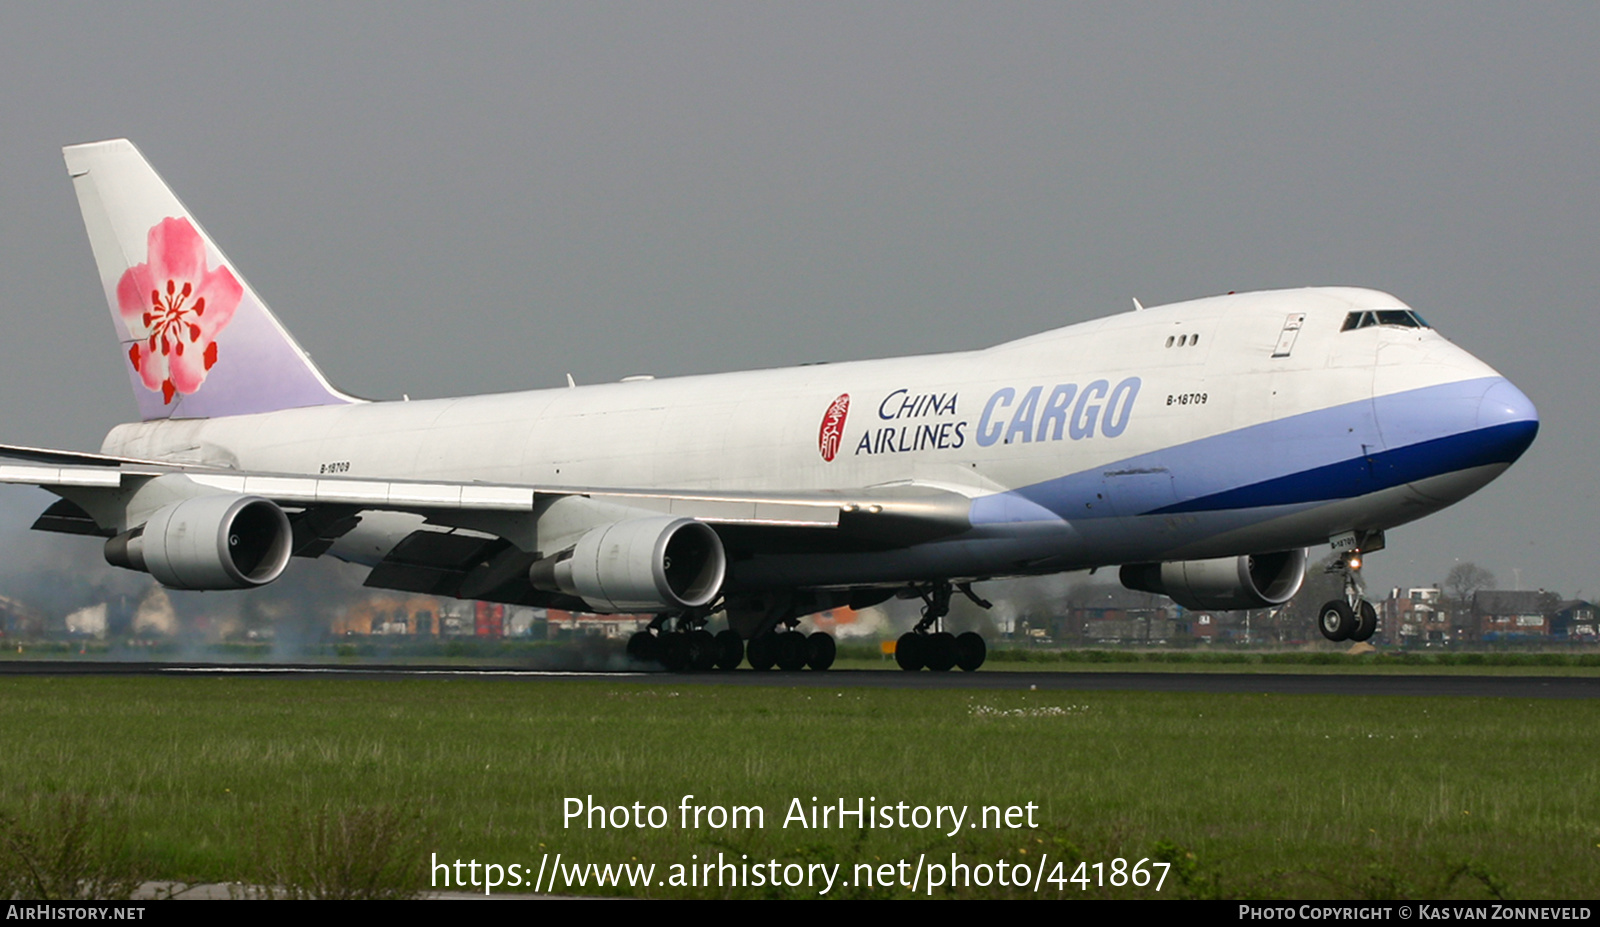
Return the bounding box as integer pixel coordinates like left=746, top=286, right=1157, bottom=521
left=0, top=442, right=973, bottom=603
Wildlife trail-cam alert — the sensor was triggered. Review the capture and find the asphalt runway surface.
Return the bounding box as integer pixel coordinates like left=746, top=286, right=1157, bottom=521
left=0, top=660, right=1596, bottom=698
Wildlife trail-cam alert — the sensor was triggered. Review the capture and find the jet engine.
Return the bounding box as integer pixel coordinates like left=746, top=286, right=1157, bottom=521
left=1119, top=549, right=1308, bottom=611
left=104, top=494, right=293, bottom=590
left=528, top=516, right=727, bottom=612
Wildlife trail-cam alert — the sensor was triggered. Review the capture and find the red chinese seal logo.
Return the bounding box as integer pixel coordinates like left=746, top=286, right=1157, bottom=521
left=818, top=394, right=850, bottom=462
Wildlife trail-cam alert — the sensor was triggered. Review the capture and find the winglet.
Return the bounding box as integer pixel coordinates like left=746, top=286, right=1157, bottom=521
left=63, top=139, right=357, bottom=421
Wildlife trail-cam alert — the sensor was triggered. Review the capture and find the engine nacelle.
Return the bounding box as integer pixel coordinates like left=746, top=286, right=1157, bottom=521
left=1119, top=549, right=1308, bottom=611
left=529, top=516, right=726, bottom=613
left=104, top=494, right=293, bottom=591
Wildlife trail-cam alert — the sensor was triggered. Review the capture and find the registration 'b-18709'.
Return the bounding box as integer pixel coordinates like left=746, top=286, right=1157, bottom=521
left=2, top=139, right=1538, bottom=671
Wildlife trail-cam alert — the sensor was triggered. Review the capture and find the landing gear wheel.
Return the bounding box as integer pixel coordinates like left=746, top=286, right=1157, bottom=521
left=714, top=630, right=745, bottom=670
left=660, top=632, right=692, bottom=671
left=806, top=632, right=836, bottom=671
left=954, top=632, right=987, bottom=671
left=1318, top=600, right=1355, bottom=642
left=689, top=629, right=718, bottom=671
left=746, top=634, right=777, bottom=671
left=1351, top=601, right=1378, bottom=642
left=925, top=631, right=958, bottom=672
left=895, top=632, right=925, bottom=671
left=775, top=631, right=809, bottom=671
left=627, top=630, right=660, bottom=665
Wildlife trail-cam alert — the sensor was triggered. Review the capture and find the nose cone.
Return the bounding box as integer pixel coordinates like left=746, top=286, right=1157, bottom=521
left=1369, top=374, right=1538, bottom=508
left=1476, top=377, right=1539, bottom=465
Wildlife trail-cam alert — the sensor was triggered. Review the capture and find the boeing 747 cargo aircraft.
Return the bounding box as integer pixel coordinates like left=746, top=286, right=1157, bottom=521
left=0, top=139, right=1538, bottom=671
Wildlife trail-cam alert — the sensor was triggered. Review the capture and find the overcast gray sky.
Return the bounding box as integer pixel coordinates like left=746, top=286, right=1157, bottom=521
left=0, top=3, right=1591, bottom=600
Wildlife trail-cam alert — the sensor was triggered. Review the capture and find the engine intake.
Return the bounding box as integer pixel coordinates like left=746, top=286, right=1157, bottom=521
left=529, top=516, right=726, bottom=613
left=105, top=494, right=293, bottom=590
left=1119, top=549, right=1307, bottom=611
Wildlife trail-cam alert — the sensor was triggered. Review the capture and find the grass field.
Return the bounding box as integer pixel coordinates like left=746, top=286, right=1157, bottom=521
left=0, top=673, right=1595, bottom=899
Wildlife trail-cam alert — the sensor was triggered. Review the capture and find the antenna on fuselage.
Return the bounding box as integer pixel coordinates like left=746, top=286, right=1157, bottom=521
left=1131, top=298, right=1145, bottom=312
left=566, top=373, right=576, bottom=388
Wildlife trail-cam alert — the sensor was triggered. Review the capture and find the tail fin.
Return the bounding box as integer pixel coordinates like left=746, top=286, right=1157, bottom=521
left=63, top=139, right=356, bottom=421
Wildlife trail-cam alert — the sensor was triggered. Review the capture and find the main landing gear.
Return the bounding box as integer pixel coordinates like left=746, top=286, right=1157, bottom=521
left=895, top=581, right=989, bottom=672
left=1317, top=549, right=1377, bottom=643
left=627, top=607, right=836, bottom=672
left=628, top=611, right=718, bottom=672
left=745, top=625, right=835, bottom=672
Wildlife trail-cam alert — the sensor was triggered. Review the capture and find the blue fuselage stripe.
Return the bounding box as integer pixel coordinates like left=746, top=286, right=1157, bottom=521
left=1146, top=419, right=1537, bottom=515
left=967, top=376, right=1538, bottom=526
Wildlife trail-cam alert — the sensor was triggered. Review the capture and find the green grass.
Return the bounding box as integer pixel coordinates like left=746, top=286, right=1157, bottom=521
left=0, top=676, right=1594, bottom=898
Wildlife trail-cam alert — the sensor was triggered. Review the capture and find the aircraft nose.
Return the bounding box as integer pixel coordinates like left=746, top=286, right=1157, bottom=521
left=1475, top=377, right=1539, bottom=464
left=1370, top=374, right=1538, bottom=501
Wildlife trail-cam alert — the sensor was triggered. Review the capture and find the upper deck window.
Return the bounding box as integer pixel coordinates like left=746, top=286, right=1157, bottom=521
left=1340, top=309, right=1430, bottom=332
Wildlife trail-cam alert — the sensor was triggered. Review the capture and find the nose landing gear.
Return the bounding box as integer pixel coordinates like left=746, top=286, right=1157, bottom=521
left=1317, top=548, right=1378, bottom=643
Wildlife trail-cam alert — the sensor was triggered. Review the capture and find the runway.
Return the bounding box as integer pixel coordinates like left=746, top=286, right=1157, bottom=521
left=0, top=660, right=1596, bottom=698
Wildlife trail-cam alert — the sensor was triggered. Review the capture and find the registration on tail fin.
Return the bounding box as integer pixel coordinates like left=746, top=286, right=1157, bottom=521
left=63, top=139, right=355, bottom=421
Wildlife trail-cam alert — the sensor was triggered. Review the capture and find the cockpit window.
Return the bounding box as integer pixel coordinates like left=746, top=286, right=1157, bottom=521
left=1340, top=309, right=1429, bottom=332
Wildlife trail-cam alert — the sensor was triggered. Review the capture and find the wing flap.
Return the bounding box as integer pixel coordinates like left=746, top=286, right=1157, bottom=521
left=30, top=499, right=115, bottom=538
left=363, top=531, right=502, bottom=596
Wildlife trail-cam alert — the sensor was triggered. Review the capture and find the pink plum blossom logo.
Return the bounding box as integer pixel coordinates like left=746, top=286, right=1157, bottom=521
left=818, top=393, right=850, bottom=462
left=115, top=217, right=241, bottom=404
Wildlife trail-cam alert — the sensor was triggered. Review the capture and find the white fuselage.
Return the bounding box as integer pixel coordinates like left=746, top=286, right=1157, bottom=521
left=96, top=287, right=1534, bottom=592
